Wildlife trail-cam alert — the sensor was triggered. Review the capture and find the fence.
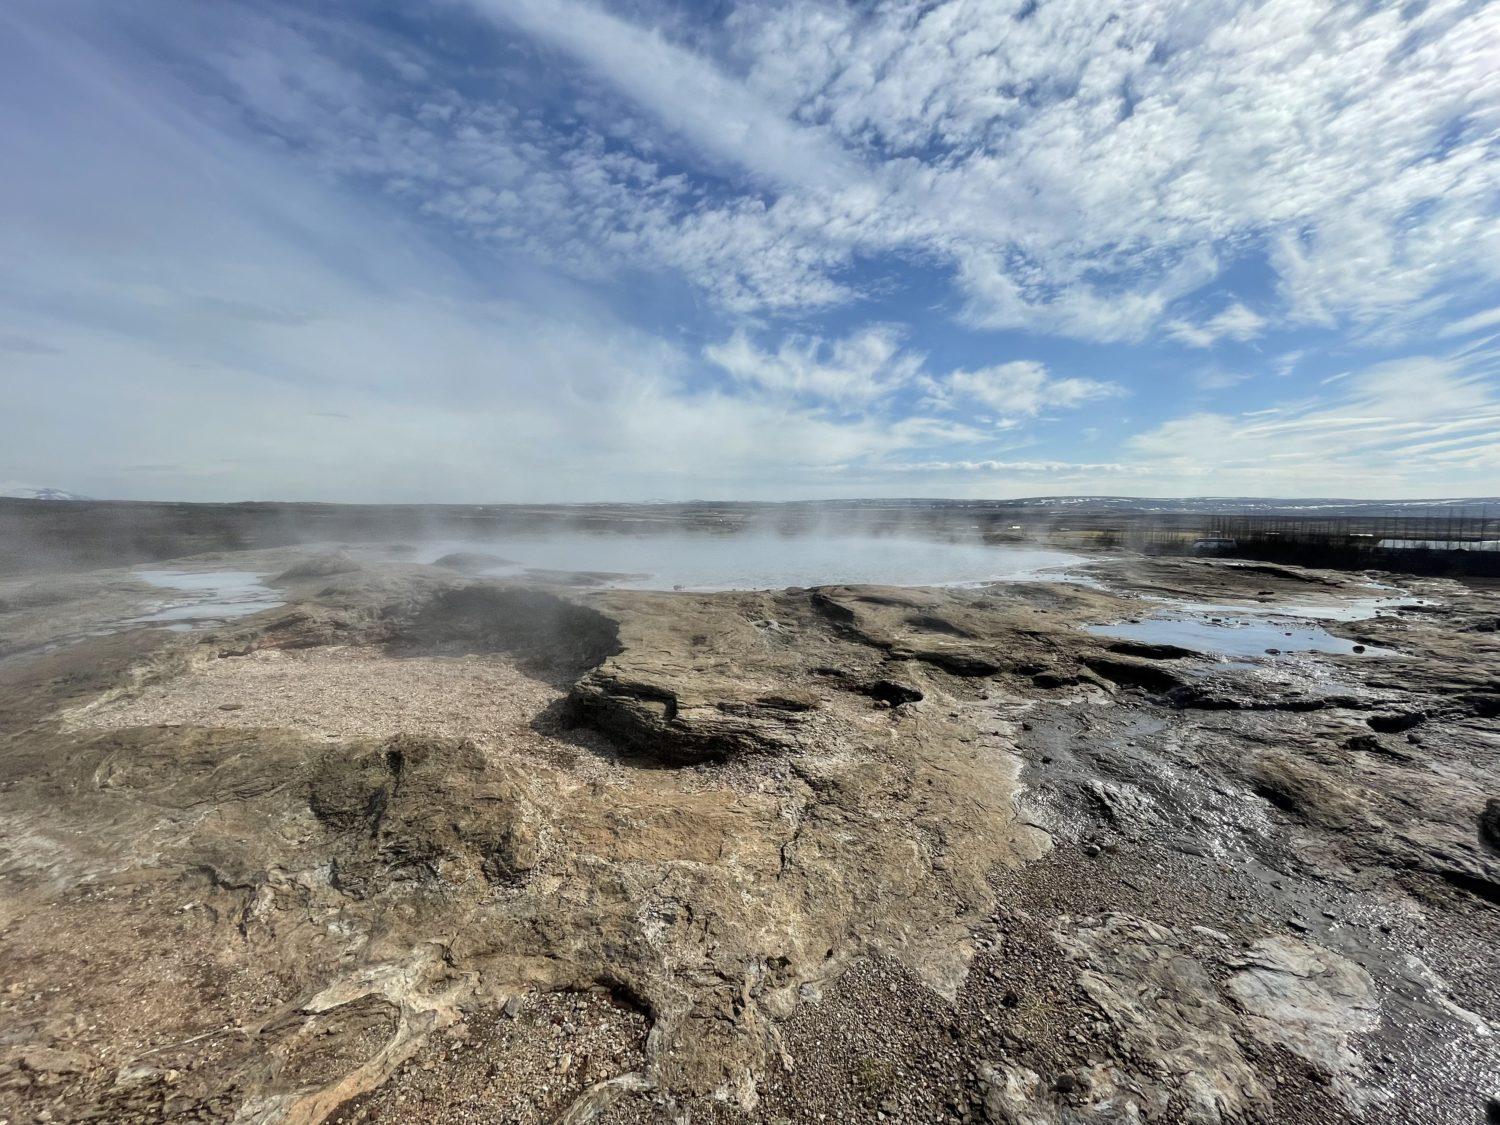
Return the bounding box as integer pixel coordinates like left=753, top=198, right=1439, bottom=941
left=1198, top=510, right=1500, bottom=575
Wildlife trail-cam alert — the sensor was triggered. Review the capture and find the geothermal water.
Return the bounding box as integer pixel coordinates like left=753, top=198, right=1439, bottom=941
left=414, top=532, right=1085, bottom=591
left=131, top=569, right=284, bottom=630
left=1083, top=597, right=1403, bottom=659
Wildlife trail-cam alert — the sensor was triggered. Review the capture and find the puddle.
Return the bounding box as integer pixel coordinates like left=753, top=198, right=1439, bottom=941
left=1151, top=596, right=1422, bottom=623
left=409, top=533, right=1084, bottom=591
left=129, top=569, right=283, bottom=631
left=1084, top=597, right=1403, bottom=659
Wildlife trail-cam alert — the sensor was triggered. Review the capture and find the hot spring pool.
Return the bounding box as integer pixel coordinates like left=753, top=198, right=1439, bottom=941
left=130, top=569, right=284, bottom=630
left=413, top=533, right=1084, bottom=591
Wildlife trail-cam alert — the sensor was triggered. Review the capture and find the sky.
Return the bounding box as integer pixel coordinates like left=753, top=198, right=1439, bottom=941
left=2, top=0, right=1499, bottom=503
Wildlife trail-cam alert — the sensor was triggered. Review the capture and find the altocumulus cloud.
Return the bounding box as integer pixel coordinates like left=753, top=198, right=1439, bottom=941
left=1, top=0, right=1497, bottom=500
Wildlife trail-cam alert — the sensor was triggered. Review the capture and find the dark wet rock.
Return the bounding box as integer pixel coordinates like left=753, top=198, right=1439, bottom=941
left=1367, top=710, right=1425, bottom=733
left=1105, top=639, right=1196, bottom=660
left=1343, top=732, right=1415, bottom=762
left=1030, top=670, right=1078, bottom=689
left=1464, top=692, right=1500, bottom=719
left=1162, top=685, right=1251, bottom=710
left=1081, top=655, right=1185, bottom=693
left=907, top=648, right=1005, bottom=676
left=1480, top=799, right=1500, bottom=851
left=1164, top=684, right=1331, bottom=712
left=856, top=679, right=924, bottom=707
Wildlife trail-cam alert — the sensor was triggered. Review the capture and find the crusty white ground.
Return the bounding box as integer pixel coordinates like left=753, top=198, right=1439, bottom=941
left=71, top=646, right=565, bottom=752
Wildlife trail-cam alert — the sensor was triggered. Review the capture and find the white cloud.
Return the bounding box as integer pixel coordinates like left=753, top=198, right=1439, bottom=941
left=111, top=0, right=1500, bottom=341
left=704, top=329, right=1117, bottom=430
left=1273, top=350, right=1305, bottom=377
left=1439, top=305, right=1500, bottom=339
left=704, top=326, right=923, bottom=406
left=526, top=0, right=1500, bottom=336
left=1125, top=356, right=1500, bottom=493
left=1166, top=302, right=1267, bottom=348
left=927, top=361, right=1123, bottom=417
left=889, top=459, right=1136, bottom=475
left=1189, top=367, right=1250, bottom=391
left=477, top=0, right=861, bottom=194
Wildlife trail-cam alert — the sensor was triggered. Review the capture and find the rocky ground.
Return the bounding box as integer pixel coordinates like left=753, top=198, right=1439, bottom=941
left=0, top=542, right=1496, bottom=1124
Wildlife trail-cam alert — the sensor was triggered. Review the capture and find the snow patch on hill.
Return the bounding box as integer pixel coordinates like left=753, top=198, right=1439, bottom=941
left=0, top=482, right=90, bottom=500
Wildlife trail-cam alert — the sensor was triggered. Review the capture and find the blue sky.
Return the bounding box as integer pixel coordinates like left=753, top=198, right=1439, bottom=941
left=2, top=0, right=1499, bottom=502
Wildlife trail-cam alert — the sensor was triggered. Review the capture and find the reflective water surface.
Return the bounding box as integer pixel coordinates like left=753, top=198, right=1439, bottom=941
left=413, top=533, right=1085, bottom=591
left=132, top=569, right=284, bottom=630
left=1084, top=598, right=1400, bottom=659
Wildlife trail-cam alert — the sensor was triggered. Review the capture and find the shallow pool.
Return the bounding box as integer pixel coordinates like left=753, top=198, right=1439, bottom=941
left=413, top=533, right=1084, bottom=591
left=131, top=569, right=284, bottom=630
left=1084, top=600, right=1394, bottom=659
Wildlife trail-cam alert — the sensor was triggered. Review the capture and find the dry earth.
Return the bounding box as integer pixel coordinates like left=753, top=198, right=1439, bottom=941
left=0, top=546, right=1497, bottom=1124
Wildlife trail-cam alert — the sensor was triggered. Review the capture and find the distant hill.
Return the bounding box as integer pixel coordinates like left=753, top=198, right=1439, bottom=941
left=998, top=496, right=1500, bottom=517
left=0, top=483, right=91, bottom=501
left=750, top=496, right=1500, bottom=518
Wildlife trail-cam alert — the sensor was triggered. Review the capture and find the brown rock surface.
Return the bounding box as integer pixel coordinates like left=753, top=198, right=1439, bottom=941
left=0, top=548, right=1496, bottom=1123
